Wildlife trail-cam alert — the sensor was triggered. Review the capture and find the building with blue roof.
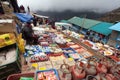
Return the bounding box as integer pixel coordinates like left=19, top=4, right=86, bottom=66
left=108, top=22, right=120, bottom=48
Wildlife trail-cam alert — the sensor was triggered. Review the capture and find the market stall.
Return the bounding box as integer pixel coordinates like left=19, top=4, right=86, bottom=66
left=6, top=26, right=120, bottom=80
left=0, top=34, right=21, bottom=80
left=0, top=15, right=22, bottom=80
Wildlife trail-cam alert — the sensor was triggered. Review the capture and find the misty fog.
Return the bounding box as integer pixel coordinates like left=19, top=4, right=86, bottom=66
left=18, top=0, right=120, bottom=13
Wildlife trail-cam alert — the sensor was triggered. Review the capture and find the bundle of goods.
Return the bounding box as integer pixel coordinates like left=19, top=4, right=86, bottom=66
left=24, top=45, right=42, bottom=57
left=40, top=42, right=49, bottom=46
left=103, top=50, right=113, bottom=56
left=66, top=38, right=72, bottom=42
left=82, top=40, right=94, bottom=47
left=64, top=58, right=75, bottom=67
left=39, top=38, right=53, bottom=45
left=50, top=55, right=65, bottom=69
left=78, top=51, right=93, bottom=58
left=105, top=48, right=120, bottom=62
left=67, top=42, right=75, bottom=46
left=42, top=46, right=51, bottom=53
left=49, top=46, right=63, bottom=54
left=95, top=43, right=104, bottom=50
left=70, top=32, right=81, bottom=40
left=51, top=60, right=64, bottom=69
left=70, top=58, right=119, bottom=80
left=62, top=48, right=76, bottom=54
left=87, top=56, right=100, bottom=62
left=48, top=33, right=57, bottom=39
left=33, top=27, right=45, bottom=35
left=68, top=53, right=83, bottom=61
left=37, top=61, right=53, bottom=70
left=54, top=36, right=67, bottom=48
left=71, top=61, right=86, bottom=80
left=49, top=43, right=58, bottom=47
left=42, top=34, right=53, bottom=44
left=68, top=44, right=87, bottom=54
left=48, top=52, right=63, bottom=57
left=58, top=64, right=72, bottom=80
left=69, top=44, right=80, bottom=49
left=25, top=45, right=37, bottom=51
left=74, top=47, right=86, bottom=53
left=30, top=53, right=49, bottom=63
left=49, top=54, right=65, bottom=61
left=36, top=69, right=60, bottom=80
left=62, top=30, right=71, bottom=35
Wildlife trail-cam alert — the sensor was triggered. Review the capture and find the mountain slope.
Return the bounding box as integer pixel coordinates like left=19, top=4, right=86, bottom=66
left=37, top=10, right=104, bottom=21
left=99, top=8, right=120, bottom=23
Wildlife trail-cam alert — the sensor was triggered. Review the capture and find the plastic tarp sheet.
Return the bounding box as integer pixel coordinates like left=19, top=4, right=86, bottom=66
left=60, top=20, right=68, bottom=23
left=68, top=16, right=101, bottom=29
left=109, top=22, right=120, bottom=32
left=90, top=22, right=113, bottom=36
left=14, top=13, right=33, bottom=22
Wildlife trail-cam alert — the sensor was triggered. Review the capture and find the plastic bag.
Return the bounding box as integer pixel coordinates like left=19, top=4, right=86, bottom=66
left=58, top=64, right=72, bottom=80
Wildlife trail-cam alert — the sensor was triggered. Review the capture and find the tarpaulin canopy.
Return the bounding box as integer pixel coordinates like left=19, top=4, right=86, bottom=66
left=14, top=13, right=33, bottom=22
left=109, top=22, right=120, bottom=32
left=32, top=13, right=49, bottom=18
left=90, top=22, right=113, bottom=36
left=55, top=22, right=72, bottom=27
left=60, top=20, right=68, bottom=23
left=68, top=16, right=101, bottom=29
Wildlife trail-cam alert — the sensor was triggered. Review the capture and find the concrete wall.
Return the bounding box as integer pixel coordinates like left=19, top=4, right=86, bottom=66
left=107, top=30, right=119, bottom=47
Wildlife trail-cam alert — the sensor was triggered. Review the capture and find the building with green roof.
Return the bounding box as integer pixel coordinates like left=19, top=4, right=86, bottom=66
left=68, top=16, right=101, bottom=29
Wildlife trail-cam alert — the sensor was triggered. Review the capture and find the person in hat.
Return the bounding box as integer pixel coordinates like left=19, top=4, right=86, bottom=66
left=21, top=21, right=34, bottom=44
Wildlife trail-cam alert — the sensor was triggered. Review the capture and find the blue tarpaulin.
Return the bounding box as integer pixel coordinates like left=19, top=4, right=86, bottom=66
left=109, top=22, right=120, bottom=32
left=14, top=13, right=33, bottom=22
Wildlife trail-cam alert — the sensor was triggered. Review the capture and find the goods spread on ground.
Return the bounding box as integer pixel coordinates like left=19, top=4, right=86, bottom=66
left=6, top=28, right=120, bottom=80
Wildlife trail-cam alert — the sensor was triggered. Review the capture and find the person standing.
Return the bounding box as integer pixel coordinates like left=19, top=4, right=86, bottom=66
left=27, top=6, right=30, bottom=13
left=33, top=15, right=37, bottom=26
left=10, top=0, right=20, bottom=13
left=0, top=1, right=4, bottom=14
left=20, top=5, right=25, bottom=13
left=21, top=22, right=34, bottom=44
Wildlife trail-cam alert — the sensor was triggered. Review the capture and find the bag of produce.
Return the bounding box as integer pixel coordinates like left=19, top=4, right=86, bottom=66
left=71, top=60, right=86, bottom=80
left=58, top=64, right=72, bottom=80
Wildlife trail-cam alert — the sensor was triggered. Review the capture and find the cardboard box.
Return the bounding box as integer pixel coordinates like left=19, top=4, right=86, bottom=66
left=0, top=20, right=16, bottom=34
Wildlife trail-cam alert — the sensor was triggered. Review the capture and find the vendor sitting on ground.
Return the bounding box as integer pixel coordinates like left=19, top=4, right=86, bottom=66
left=21, top=21, right=34, bottom=44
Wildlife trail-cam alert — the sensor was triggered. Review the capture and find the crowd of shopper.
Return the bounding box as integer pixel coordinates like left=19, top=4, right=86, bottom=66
left=85, top=30, right=108, bottom=44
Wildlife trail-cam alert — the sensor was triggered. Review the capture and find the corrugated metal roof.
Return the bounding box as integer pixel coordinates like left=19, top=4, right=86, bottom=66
left=90, top=22, right=113, bottom=36
left=68, top=16, right=101, bottom=29
left=109, top=22, right=120, bottom=32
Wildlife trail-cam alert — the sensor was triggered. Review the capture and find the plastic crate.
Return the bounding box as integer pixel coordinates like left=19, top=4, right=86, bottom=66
left=36, top=69, right=60, bottom=80
left=7, top=72, right=34, bottom=80
left=0, top=44, right=21, bottom=80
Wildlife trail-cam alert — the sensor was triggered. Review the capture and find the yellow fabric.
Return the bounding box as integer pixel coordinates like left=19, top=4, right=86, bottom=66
left=16, top=33, right=25, bottom=53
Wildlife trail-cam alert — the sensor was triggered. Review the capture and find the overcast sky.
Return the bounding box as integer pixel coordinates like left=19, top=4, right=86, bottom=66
left=17, top=0, right=120, bottom=13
